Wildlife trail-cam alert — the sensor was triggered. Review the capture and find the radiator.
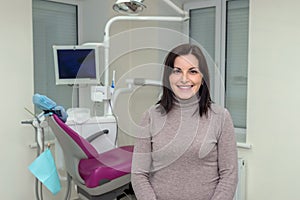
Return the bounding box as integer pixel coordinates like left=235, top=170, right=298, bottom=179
left=233, top=158, right=246, bottom=200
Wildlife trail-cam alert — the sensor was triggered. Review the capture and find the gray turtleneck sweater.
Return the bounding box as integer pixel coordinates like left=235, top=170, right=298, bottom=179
left=131, top=98, right=238, bottom=200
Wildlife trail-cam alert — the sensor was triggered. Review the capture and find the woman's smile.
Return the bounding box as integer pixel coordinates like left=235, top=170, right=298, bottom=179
left=169, top=54, right=203, bottom=99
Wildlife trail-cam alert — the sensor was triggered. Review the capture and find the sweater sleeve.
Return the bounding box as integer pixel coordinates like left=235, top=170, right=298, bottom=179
left=211, top=109, right=238, bottom=200
left=131, top=110, right=157, bottom=200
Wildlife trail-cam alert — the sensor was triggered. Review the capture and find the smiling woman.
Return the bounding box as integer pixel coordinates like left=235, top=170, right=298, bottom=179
left=131, top=43, right=238, bottom=200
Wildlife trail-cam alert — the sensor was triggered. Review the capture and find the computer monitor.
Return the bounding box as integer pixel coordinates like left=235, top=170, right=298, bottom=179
left=53, top=45, right=101, bottom=85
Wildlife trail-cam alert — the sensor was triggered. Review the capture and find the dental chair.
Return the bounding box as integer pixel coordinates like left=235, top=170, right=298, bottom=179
left=46, top=114, right=134, bottom=200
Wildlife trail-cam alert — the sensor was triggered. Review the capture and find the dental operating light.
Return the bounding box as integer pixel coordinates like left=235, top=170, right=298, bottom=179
left=113, top=0, right=146, bottom=15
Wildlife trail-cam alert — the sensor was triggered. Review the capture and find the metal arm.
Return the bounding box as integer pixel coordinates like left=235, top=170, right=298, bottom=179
left=85, top=129, right=109, bottom=143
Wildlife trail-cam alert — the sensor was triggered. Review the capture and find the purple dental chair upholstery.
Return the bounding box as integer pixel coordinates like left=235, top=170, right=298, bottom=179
left=46, top=114, right=134, bottom=200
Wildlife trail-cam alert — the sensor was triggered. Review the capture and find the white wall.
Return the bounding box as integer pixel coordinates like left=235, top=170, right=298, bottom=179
left=0, top=0, right=35, bottom=199
left=239, top=0, right=300, bottom=199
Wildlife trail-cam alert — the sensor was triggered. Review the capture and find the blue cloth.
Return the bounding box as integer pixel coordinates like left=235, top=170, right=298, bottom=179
left=32, top=93, right=68, bottom=122
left=33, top=93, right=57, bottom=110
left=28, top=149, right=61, bottom=195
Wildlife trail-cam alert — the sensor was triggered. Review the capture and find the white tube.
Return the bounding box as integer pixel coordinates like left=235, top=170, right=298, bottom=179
left=237, top=142, right=252, bottom=149
left=111, top=84, right=134, bottom=110
left=144, top=79, right=162, bottom=86
left=126, top=78, right=162, bottom=86
left=104, top=15, right=188, bottom=41
left=162, top=0, right=188, bottom=16
left=103, top=15, right=188, bottom=84
left=112, top=70, right=116, bottom=83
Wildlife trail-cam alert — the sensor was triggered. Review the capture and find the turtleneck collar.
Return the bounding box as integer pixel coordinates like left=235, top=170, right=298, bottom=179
left=173, top=95, right=200, bottom=109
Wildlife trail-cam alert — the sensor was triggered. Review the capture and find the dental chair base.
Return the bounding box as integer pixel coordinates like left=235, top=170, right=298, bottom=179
left=76, top=174, right=131, bottom=200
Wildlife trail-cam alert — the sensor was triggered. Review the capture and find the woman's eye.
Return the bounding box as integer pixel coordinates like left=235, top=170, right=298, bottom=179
left=172, top=69, right=181, bottom=74
left=190, top=70, right=199, bottom=74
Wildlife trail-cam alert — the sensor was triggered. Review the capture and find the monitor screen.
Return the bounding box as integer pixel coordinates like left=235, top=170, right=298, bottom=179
left=53, top=45, right=101, bottom=85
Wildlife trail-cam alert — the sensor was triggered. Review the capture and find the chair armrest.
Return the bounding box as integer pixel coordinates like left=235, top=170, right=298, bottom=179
left=85, top=129, right=109, bottom=143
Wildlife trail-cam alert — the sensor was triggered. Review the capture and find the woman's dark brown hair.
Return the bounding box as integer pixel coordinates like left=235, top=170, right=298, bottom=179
left=157, top=43, right=212, bottom=117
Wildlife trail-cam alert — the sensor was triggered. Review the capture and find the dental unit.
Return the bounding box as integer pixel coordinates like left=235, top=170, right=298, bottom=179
left=24, top=1, right=189, bottom=199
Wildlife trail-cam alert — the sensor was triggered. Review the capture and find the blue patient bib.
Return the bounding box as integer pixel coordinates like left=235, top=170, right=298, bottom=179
left=28, top=149, right=61, bottom=195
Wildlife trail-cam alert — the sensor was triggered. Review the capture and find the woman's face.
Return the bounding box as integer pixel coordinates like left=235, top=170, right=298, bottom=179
left=169, top=54, right=203, bottom=100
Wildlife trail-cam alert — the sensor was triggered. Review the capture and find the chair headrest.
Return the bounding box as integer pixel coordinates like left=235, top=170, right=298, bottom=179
left=33, top=93, right=68, bottom=122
